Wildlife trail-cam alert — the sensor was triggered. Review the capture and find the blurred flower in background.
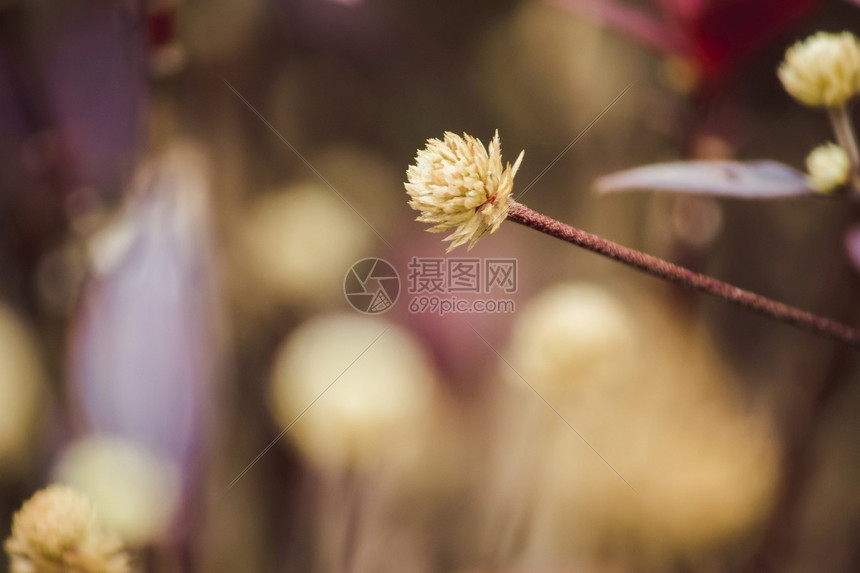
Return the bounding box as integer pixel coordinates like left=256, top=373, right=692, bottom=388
left=269, top=312, right=436, bottom=471
left=0, top=305, right=47, bottom=479
left=507, top=283, right=638, bottom=399
left=778, top=31, right=860, bottom=109
left=237, top=183, right=373, bottom=308
left=266, top=313, right=441, bottom=572
left=486, top=283, right=778, bottom=569
left=806, top=142, right=851, bottom=193
left=54, top=436, right=180, bottom=547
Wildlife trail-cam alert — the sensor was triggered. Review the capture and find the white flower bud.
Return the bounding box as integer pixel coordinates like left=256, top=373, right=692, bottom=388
left=806, top=142, right=851, bottom=193
left=778, top=32, right=860, bottom=108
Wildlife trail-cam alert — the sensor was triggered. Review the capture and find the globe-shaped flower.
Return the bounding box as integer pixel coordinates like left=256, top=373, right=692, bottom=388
left=5, top=485, right=131, bottom=573
left=778, top=31, right=860, bottom=108
left=806, top=143, right=851, bottom=193
left=405, top=130, right=524, bottom=251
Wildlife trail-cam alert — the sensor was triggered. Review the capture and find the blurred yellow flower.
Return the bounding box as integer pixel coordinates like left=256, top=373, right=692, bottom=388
left=269, top=313, right=436, bottom=470
left=806, top=142, right=851, bottom=193
left=405, top=131, right=523, bottom=251
left=496, top=296, right=778, bottom=565
left=508, top=282, right=637, bottom=400
left=55, top=437, right=181, bottom=547
left=5, top=485, right=131, bottom=573
left=0, top=304, right=47, bottom=476
left=240, top=183, right=372, bottom=306
left=778, top=31, right=860, bottom=108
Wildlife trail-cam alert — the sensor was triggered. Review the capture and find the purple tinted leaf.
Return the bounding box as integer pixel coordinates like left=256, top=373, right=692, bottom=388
left=845, top=226, right=860, bottom=273
left=70, top=144, right=220, bottom=469
left=595, top=160, right=815, bottom=199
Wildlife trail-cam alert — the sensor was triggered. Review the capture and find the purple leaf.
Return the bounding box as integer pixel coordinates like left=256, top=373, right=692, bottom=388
left=69, top=144, right=221, bottom=469
left=846, top=226, right=860, bottom=273
left=595, top=160, right=815, bottom=199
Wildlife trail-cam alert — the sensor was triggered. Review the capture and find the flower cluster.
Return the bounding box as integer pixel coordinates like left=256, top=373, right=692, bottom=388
left=778, top=31, right=860, bottom=108
left=4, top=485, right=131, bottom=573
left=405, top=130, right=523, bottom=251
left=777, top=31, right=860, bottom=194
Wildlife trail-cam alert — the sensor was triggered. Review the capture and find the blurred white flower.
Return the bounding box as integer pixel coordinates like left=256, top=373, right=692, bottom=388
left=806, top=142, right=851, bottom=193
left=508, top=283, right=637, bottom=401
left=269, top=313, right=435, bottom=470
left=495, top=296, right=778, bottom=565
left=0, top=303, right=47, bottom=476
left=239, top=183, right=372, bottom=305
left=54, top=437, right=181, bottom=547
left=778, top=31, right=860, bottom=108
left=5, top=485, right=131, bottom=573
left=405, top=131, right=523, bottom=251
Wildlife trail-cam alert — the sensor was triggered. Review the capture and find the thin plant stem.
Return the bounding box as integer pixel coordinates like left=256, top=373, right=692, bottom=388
left=506, top=200, right=860, bottom=348
left=828, top=105, right=860, bottom=192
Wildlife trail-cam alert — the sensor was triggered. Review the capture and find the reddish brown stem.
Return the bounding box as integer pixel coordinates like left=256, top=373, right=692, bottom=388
left=506, top=200, right=860, bottom=349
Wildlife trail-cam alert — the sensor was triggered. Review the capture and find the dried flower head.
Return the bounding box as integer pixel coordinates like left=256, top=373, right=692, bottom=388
left=778, top=31, right=860, bottom=108
left=405, top=130, right=524, bottom=251
left=806, top=143, right=851, bottom=193
left=5, top=485, right=131, bottom=573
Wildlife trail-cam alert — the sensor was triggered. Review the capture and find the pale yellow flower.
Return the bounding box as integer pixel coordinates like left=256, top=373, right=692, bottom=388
left=778, top=31, right=860, bottom=108
left=806, top=142, right=851, bottom=193
left=269, top=313, right=435, bottom=471
left=55, top=437, right=181, bottom=547
left=405, top=130, right=524, bottom=251
left=4, top=485, right=131, bottom=573
left=0, top=303, right=46, bottom=476
left=508, top=282, right=637, bottom=399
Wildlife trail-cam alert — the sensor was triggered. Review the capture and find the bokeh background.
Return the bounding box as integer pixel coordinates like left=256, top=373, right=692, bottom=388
left=1, top=0, right=860, bottom=571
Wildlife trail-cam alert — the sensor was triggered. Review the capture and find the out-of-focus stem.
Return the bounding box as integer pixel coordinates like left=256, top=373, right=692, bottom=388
left=506, top=200, right=860, bottom=348
left=828, top=106, right=860, bottom=192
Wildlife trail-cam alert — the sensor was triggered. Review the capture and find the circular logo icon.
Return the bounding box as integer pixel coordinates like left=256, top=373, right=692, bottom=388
left=344, top=258, right=400, bottom=314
